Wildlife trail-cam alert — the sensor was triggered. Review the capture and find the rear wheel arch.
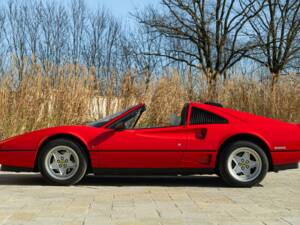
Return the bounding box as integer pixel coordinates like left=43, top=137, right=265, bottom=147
left=34, top=134, right=92, bottom=173
left=216, top=133, right=273, bottom=171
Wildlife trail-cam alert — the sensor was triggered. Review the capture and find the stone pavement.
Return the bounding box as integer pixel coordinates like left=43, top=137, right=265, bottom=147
left=0, top=168, right=299, bottom=225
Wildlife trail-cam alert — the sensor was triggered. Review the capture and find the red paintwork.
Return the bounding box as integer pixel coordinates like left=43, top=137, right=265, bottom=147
left=0, top=102, right=299, bottom=171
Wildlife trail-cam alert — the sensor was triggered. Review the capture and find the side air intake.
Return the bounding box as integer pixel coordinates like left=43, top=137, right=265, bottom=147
left=190, top=107, right=228, bottom=124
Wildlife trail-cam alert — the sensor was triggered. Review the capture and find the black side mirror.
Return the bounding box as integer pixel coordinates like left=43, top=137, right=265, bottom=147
left=114, top=122, right=126, bottom=131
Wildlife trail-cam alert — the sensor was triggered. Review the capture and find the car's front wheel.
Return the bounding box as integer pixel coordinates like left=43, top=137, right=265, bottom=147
left=39, top=138, right=88, bottom=185
left=219, top=141, right=269, bottom=187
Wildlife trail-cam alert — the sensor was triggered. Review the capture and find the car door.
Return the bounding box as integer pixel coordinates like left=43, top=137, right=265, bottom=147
left=96, top=126, right=187, bottom=168
left=181, top=105, right=229, bottom=168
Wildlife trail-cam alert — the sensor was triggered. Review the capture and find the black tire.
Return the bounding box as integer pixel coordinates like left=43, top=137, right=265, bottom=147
left=218, top=141, right=269, bottom=187
left=39, top=138, right=88, bottom=185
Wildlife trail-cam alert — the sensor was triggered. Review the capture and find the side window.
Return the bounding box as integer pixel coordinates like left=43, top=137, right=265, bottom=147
left=190, top=107, right=228, bottom=124
left=109, top=110, right=140, bottom=129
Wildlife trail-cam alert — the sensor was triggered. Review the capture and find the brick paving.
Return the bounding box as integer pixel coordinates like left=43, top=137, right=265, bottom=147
left=0, top=168, right=299, bottom=225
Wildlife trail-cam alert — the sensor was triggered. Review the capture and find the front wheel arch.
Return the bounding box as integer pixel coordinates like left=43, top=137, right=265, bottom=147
left=34, top=134, right=92, bottom=173
left=216, top=134, right=273, bottom=172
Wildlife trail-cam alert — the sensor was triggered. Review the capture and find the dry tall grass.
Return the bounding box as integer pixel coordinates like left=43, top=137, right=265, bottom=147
left=0, top=65, right=299, bottom=140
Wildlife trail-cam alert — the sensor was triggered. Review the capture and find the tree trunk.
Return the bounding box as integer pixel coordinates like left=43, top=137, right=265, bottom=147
left=223, top=70, right=228, bottom=83
left=271, top=72, right=279, bottom=92
left=187, top=67, right=194, bottom=100
left=144, top=70, right=151, bottom=93
left=207, top=76, right=217, bottom=101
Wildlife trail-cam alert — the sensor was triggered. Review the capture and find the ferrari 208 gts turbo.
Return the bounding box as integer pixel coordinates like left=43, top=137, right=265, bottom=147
left=0, top=102, right=299, bottom=187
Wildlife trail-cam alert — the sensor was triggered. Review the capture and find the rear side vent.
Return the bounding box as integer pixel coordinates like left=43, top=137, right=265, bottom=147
left=190, top=107, right=228, bottom=124
left=204, top=102, right=223, bottom=108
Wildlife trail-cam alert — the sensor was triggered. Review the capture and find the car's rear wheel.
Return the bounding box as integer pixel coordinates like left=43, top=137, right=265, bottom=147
left=39, top=138, right=88, bottom=185
left=219, top=141, right=269, bottom=187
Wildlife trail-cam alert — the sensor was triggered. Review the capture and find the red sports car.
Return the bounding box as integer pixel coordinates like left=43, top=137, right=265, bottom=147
left=0, top=102, right=299, bottom=187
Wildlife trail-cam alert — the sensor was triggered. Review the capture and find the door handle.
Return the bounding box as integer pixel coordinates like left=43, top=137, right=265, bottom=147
left=195, top=128, right=207, bottom=139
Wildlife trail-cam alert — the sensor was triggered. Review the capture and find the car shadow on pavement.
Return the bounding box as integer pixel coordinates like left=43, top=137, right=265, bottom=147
left=81, top=175, right=231, bottom=187
left=0, top=173, right=240, bottom=187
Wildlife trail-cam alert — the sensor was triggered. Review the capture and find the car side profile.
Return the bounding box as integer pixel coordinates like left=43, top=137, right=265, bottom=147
left=0, top=102, right=299, bottom=187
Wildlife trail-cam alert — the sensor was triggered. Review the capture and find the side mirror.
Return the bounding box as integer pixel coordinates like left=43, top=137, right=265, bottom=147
left=114, top=122, right=126, bottom=131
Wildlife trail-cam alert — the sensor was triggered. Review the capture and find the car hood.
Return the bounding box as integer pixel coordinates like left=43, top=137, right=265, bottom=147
left=0, top=125, right=95, bottom=147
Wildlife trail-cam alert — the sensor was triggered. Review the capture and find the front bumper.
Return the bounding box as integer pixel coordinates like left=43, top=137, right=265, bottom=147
left=0, top=150, right=36, bottom=168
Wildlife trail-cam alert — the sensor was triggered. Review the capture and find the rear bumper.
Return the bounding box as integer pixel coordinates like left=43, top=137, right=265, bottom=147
left=271, top=150, right=300, bottom=170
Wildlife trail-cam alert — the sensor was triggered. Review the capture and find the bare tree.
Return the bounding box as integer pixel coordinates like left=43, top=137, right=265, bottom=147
left=82, top=8, right=107, bottom=73
left=52, top=5, right=69, bottom=68
left=70, top=0, right=86, bottom=70
left=0, top=10, right=6, bottom=75
left=37, top=1, right=69, bottom=76
left=103, top=17, right=121, bottom=78
left=82, top=8, right=125, bottom=79
left=246, top=0, right=300, bottom=89
left=5, top=0, right=28, bottom=81
left=127, top=25, right=163, bottom=91
left=135, top=0, right=263, bottom=99
left=23, top=0, right=40, bottom=70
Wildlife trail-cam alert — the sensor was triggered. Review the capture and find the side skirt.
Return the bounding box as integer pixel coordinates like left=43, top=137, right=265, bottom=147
left=273, top=163, right=299, bottom=172
left=1, top=165, right=34, bottom=173
left=93, top=168, right=215, bottom=176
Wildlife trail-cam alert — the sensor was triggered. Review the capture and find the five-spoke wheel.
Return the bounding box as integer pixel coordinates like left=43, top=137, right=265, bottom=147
left=219, top=141, right=269, bottom=187
left=39, top=138, right=88, bottom=185
left=227, top=147, right=262, bottom=182
left=45, top=146, right=79, bottom=180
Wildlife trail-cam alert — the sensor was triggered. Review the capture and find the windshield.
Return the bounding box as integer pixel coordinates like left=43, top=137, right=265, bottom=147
left=88, top=105, right=140, bottom=128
